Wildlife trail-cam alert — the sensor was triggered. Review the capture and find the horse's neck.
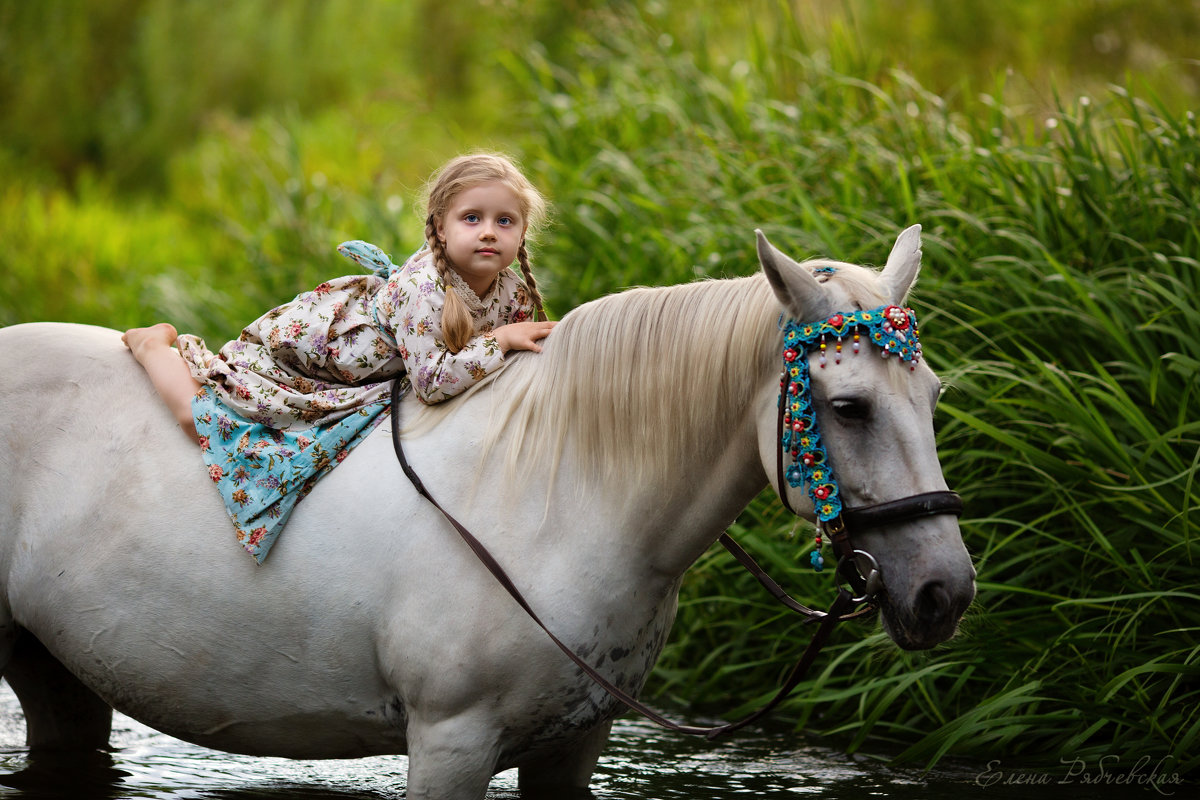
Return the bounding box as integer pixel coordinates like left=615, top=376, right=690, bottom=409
left=486, top=275, right=779, bottom=578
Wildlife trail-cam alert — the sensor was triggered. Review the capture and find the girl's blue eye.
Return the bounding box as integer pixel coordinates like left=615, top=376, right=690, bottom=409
left=465, top=213, right=480, bottom=223
left=498, top=216, right=513, bottom=226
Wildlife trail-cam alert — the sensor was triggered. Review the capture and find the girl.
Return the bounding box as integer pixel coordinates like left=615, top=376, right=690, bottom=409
left=122, top=152, right=556, bottom=561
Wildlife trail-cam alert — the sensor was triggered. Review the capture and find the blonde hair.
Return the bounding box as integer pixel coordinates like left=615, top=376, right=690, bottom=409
left=485, top=275, right=780, bottom=487
left=424, top=152, right=549, bottom=352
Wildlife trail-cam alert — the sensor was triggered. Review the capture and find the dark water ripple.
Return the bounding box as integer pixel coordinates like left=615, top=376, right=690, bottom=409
left=0, top=685, right=1178, bottom=799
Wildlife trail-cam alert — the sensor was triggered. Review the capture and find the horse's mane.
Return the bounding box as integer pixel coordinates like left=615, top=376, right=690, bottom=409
left=406, top=259, right=891, bottom=489
left=484, top=275, right=778, bottom=486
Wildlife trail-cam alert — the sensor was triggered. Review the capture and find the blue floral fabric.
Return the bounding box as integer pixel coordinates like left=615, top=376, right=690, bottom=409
left=192, top=386, right=390, bottom=563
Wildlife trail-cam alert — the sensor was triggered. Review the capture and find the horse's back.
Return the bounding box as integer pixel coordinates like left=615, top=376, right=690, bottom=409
left=0, top=321, right=185, bottom=528
left=0, top=322, right=165, bottom=441
left=0, top=321, right=130, bottom=385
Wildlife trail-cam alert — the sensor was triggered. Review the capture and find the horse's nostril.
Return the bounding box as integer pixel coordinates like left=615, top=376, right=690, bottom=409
left=915, top=580, right=951, bottom=626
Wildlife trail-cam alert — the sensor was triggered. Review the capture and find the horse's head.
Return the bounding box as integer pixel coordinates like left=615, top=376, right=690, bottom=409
left=754, top=226, right=975, bottom=650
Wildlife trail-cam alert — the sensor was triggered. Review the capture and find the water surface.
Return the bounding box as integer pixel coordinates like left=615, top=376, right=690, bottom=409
left=0, top=684, right=1178, bottom=799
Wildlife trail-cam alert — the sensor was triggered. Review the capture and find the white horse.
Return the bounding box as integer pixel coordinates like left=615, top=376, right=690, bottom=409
left=0, top=226, right=974, bottom=799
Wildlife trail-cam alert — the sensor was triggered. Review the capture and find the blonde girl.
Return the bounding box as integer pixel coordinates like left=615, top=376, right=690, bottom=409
left=122, top=152, right=556, bottom=561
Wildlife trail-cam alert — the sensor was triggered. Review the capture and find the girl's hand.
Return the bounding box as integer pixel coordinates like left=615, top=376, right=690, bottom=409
left=492, top=320, right=557, bottom=353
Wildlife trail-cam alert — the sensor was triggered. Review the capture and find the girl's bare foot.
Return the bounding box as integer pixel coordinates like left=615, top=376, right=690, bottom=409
left=122, top=322, right=179, bottom=357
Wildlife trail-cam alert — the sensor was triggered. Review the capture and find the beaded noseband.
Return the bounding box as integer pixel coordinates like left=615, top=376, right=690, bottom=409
left=775, top=298, right=963, bottom=591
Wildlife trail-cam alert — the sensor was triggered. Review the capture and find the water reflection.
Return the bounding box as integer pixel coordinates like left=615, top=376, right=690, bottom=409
left=585, top=717, right=961, bottom=800
left=0, top=679, right=957, bottom=800
left=0, top=684, right=1152, bottom=800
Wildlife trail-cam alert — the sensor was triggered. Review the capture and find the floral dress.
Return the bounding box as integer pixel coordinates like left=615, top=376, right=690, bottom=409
left=177, top=241, right=535, bottom=562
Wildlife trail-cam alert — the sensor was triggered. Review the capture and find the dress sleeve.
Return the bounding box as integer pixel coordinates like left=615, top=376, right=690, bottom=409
left=501, top=274, right=538, bottom=326
left=389, top=274, right=507, bottom=405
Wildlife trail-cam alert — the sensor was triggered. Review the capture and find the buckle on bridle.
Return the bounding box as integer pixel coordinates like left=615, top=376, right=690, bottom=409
left=836, top=549, right=881, bottom=604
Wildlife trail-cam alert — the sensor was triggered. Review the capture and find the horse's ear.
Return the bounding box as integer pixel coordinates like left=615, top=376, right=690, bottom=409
left=880, top=224, right=922, bottom=304
left=756, top=230, right=831, bottom=320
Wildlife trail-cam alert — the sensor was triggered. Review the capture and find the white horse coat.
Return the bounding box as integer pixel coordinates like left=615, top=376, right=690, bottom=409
left=0, top=228, right=974, bottom=799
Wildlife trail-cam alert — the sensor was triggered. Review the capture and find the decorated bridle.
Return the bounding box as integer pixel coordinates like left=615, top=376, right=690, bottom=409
left=773, top=284, right=963, bottom=598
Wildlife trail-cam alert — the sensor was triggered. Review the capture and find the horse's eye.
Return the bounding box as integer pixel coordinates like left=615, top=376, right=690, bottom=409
left=832, top=398, right=870, bottom=420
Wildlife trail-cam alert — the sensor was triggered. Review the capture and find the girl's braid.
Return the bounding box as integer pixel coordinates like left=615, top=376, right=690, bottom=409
left=516, top=240, right=545, bottom=319
left=425, top=214, right=451, bottom=277
left=425, top=213, right=472, bottom=353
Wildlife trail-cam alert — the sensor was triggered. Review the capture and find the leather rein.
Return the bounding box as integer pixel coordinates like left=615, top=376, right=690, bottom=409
left=388, top=312, right=962, bottom=737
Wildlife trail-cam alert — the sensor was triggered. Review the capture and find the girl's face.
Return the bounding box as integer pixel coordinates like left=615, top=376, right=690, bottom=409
left=436, top=181, right=526, bottom=296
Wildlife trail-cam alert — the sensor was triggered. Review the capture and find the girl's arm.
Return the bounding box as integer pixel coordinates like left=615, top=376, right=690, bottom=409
left=397, top=320, right=501, bottom=404
left=390, top=277, right=553, bottom=404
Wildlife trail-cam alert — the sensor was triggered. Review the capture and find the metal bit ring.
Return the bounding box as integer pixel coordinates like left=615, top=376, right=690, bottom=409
left=836, top=549, right=882, bottom=604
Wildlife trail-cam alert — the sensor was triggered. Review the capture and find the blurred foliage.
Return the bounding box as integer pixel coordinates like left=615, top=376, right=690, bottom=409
left=1, top=0, right=1196, bottom=191
left=1, top=0, right=1198, bottom=773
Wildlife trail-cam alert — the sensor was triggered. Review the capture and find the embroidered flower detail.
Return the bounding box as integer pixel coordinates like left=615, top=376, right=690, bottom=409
left=885, top=305, right=910, bottom=330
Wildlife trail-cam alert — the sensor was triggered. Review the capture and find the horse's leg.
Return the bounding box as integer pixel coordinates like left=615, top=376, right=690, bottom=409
left=517, top=720, right=612, bottom=798
left=404, top=716, right=500, bottom=800
left=2, top=629, right=113, bottom=751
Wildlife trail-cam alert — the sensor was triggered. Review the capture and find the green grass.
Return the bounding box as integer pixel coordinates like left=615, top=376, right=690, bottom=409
left=504, top=8, right=1199, bottom=773
left=1, top=0, right=1197, bottom=776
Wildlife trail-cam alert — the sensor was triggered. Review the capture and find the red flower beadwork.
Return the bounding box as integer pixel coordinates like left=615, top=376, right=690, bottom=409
left=885, top=305, right=909, bottom=330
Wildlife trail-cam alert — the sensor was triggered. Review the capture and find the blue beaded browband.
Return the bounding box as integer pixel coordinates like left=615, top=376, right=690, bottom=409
left=778, top=302, right=923, bottom=571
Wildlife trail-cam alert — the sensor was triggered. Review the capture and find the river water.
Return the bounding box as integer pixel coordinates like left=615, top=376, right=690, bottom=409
left=0, top=683, right=1181, bottom=799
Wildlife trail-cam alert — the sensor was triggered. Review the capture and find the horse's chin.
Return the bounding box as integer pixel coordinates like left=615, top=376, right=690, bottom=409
left=877, top=594, right=966, bottom=651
